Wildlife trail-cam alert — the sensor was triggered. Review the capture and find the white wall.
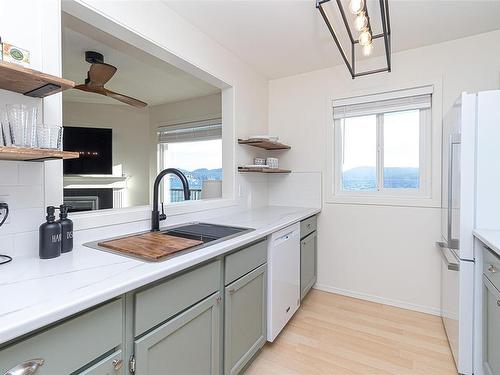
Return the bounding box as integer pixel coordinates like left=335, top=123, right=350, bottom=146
left=63, top=101, right=150, bottom=207
left=268, top=30, right=500, bottom=314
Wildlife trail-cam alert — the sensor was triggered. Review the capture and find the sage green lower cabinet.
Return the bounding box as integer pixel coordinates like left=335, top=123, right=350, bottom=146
left=483, top=275, right=500, bottom=375
left=300, top=231, right=317, bottom=300
left=134, top=292, right=221, bottom=375
left=0, top=299, right=123, bottom=375
left=224, top=263, right=267, bottom=375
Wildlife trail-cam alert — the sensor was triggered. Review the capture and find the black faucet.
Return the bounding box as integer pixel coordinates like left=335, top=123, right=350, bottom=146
left=151, top=168, right=191, bottom=231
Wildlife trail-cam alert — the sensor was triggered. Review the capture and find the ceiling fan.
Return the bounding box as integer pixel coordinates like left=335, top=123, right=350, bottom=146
left=73, top=51, right=147, bottom=108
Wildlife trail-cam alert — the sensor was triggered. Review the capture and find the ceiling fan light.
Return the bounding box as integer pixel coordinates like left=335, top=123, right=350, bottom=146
left=354, top=12, right=368, bottom=31
left=349, top=0, right=365, bottom=14
left=362, top=43, right=373, bottom=56
left=359, top=30, right=372, bottom=46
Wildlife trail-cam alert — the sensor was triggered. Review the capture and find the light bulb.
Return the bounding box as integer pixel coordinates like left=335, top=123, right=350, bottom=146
left=349, top=0, right=365, bottom=14
left=359, top=30, right=372, bottom=46
left=354, top=12, right=368, bottom=31
left=362, top=43, right=373, bottom=56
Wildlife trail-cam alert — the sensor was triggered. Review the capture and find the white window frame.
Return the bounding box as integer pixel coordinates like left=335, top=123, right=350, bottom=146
left=327, top=85, right=437, bottom=207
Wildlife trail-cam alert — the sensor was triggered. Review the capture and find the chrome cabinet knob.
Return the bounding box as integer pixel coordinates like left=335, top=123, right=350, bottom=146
left=488, top=265, right=497, bottom=273
left=497, top=300, right=500, bottom=308
left=4, top=359, right=44, bottom=375
left=112, top=359, right=123, bottom=371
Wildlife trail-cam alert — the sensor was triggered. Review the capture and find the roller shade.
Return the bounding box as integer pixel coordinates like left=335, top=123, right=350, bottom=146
left=333, top=86, right=433, bottom=119
left=158, top=118, right=222, bottom=144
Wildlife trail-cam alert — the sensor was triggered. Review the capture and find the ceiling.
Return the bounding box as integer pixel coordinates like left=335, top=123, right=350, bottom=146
left=165, top=0, right=500, bottom=79
left=62, top=13, right=220, bottom=107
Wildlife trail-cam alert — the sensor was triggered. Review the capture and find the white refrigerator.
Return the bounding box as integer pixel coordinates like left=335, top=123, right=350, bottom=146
left=438, top=90, right=500, bottom=375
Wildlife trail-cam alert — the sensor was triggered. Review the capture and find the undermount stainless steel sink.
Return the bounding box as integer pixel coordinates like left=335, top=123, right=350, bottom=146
left=161, top=223, right=253, bottom=243
left=85, top=222, right=254, bottom=261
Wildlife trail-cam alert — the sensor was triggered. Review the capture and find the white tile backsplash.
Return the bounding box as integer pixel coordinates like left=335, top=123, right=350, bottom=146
left=0, top=162, right=45, bottom=257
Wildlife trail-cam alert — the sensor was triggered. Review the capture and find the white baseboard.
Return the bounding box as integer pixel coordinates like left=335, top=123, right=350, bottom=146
left=313, top=284, right=441, bottom=317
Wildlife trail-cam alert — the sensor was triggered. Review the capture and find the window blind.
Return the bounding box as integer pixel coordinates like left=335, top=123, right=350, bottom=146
left=333, top=86, right=433, bottom=119
left=158, top=118, right=222, bottom=144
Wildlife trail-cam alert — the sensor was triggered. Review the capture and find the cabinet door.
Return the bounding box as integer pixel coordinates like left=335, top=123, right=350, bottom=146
left=224, top=264, right=267, bottom=375
left=483, top=276, right=500, bottom=375
left=300, top=231, right=317, bottom=300
left=134, top=292, right=221, bottom=375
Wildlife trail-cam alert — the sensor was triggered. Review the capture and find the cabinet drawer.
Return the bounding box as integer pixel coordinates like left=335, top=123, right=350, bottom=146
left=483, top=246, right=500, bottom=290
left=0, top=299, right=122, bottom=375
left=300, top=215, right=317, bottom=239
left=135, top=260, right=221, bottom=336
left=225, top=240, right=267, bottom=285
left=483, top=276, right=500, bottom=375
left=78, top=350, right=123, bottom=375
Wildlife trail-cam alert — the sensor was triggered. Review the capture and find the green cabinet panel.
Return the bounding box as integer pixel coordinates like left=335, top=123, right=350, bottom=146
left=225, top=240, right=267, bottom=286
left=300, top=231, right=317, bottom=300
left=0, top=299, right=122, bottom=375
left=134, top=292, right=221, bottom=375
left=483, top=276, right=500, bottom=375
left=224, top=264, right=267, bottom=375
left=135, top=260, right=221, bottom=336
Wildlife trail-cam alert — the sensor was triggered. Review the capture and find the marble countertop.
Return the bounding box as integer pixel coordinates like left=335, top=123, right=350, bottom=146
left=0, top=206, right=319, bottom=345
left=474, top=229, right=500, bottom=257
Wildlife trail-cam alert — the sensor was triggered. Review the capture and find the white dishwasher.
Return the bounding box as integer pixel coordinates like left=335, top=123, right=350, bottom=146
left=267, top=222, right=301, bottom=341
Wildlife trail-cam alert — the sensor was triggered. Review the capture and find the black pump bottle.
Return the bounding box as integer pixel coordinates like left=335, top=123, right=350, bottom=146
left=58, top=204, right=73, bottom=253
left=39, top=206, right=61, bottom=259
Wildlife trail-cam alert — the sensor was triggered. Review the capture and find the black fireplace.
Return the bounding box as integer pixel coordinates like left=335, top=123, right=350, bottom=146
left=63, top=188, right=113, bottom=212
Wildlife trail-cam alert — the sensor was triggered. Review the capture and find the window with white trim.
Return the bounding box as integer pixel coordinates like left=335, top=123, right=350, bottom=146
left=157, top=118, right=222, bottom=203
left=332, top=86, right=432, bottom=202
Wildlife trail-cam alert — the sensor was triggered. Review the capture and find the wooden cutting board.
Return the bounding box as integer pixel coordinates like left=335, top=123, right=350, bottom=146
left=98, top=232, right=204, bottom=261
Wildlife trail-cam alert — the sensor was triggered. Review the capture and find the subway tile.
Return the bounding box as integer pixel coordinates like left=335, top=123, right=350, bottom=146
left=0, top=161, right=19, bottom=186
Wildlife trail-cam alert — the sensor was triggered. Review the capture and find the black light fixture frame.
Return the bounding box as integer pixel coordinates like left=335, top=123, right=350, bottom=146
left=316, top=0, right=391, bottom=79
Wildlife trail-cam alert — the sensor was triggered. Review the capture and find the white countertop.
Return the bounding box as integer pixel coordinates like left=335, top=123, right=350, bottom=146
left=0, top=206, right=319, bottom=345
left=474, top=229, right=500, bottom=257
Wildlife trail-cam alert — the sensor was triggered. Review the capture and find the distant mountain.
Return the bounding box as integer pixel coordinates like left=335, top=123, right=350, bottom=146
left=169, top=168, right=223, bottom=189
left=342, top=166, right=419, bottom=190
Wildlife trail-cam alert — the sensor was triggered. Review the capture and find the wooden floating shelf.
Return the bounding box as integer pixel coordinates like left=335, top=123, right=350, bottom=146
left=238, top=138, right=291, bottom=150
left=0, top=147, right=79, bottom=162
left=0, top=60, right=75, bottom=98
left=238, top=167, right=291, bottom=174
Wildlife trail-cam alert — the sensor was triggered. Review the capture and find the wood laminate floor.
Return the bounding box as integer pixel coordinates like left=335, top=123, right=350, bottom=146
left=245, top=290, right=457, bottom=375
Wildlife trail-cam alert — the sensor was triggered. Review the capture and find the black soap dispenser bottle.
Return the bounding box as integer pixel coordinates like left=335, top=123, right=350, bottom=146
left=39, top=206, right=61, bottom=259
left=58, top=204, right=73, bottom=253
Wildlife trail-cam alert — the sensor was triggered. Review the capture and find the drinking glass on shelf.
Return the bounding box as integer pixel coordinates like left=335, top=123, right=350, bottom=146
left=6, top=104, right=38, bottom=148
left=37, top=124, right=63, bottom=150
left=0, top=108, right=8, bottom=147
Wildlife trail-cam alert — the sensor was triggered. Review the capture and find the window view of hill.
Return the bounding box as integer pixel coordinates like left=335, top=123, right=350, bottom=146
left=169, top=168, right=223, bottom=190
left=342, top=167, right=419, bottom=191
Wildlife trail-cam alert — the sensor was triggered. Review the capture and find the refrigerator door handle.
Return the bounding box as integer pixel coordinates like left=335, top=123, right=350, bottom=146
left=436, top=241, right=460, bottom=271
left=447, top=133, right=461, bottom=250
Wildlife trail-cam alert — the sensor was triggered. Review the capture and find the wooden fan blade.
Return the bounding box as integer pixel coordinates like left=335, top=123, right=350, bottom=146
left=88, top=63, right=117, bottom=86
left=74, top=84, right=107, bottom=95
left=104, top=89, right=148, bottom=108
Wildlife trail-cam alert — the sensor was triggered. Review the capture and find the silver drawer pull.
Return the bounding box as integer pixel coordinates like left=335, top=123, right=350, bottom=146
left=4, top=359, right=45, bottom=375
left=497, top=300, right=500, bottom=307
left=112, top=359, right=123, bottom=371
left=488, top=265, right=497, bottom=273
